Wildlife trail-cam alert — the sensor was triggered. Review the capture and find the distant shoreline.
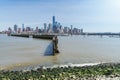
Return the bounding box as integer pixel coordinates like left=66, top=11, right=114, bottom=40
left=0, top=32, right=5, bottom=34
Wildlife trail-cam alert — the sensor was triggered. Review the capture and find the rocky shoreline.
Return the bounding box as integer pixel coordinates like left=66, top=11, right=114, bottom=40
left=0, top=63, right=120, bottom=80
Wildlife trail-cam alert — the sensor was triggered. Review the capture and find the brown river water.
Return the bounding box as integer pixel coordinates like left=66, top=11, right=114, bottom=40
left=0, top=34, right=120, bottom=70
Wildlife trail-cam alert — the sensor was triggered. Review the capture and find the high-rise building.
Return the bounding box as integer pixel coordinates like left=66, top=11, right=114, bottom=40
left=53, top=16, right=56, bottom=33
left=71, top=25, right=73, bottom=34
left=80, top=29, right=83, bottom=33
left=36, top=26, right=39, bottom=33
left=8, top=27, right=12, bottom=33
left=48, top=23, right=52, bottom=33
left=44, top=23, right=47, bottom=33
left=64, top=27, right=70, bottom=33
left=18, top=28, right=21, bottom=33
left=26, top=27, right=31, bottom=32
left=59, top=26, right=64, bottom=33
left=14, top=24, right=18, bottom=33
left=22, top=24, right=25, bottom=32
left=53, top=16, right=55, bottom=26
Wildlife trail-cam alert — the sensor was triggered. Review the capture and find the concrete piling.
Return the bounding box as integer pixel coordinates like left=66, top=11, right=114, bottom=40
left=52, top=36, right=59, bottom=55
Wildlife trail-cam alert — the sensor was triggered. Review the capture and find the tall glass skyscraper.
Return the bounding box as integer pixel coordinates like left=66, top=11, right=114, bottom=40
left=22, top=24, right=24, bottom=32
left=53, top=16, right=56, bottom=32
left=53, top=16, right=55, bottom=25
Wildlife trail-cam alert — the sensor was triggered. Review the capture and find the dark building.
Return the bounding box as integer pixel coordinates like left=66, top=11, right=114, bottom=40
left=35, top=26, right=39, bottom=33
left=14, top=24, right=18, bottom=33
left=52, top=16, right=57, bottom=33
left=8, top=27, right=12, bottom=33
left=71, top=25, right=73, bottom=34
left=38, top=29, right=42, bottom=33
left=22, top=24, right=25, bottom=32
left=26, top=27, right=31, bottom=32
left=44, top=23, right=47, bottom=33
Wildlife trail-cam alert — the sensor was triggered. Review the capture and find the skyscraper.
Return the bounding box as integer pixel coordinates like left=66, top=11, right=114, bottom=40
left=14, top=24, right=18, bottom=33
left=48, top=23, right=52, bottom=33
left=71, top=25, right=73, bottom=34
left=22, top=24, right=25, bottom=32
left=53, top=16, right=55, bottom=26
left=53, top=16, right=56, bottom=33
left=8, top=27, right=12, bottom=33
left=36, top=26, right=39, bottom=33
left=44, top=23, right=47, bottom=33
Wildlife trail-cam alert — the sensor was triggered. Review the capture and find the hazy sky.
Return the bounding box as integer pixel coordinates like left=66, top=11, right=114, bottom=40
left=0, top=0, right=120, bottom=32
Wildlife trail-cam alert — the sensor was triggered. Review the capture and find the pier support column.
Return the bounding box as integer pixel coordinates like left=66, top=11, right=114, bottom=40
left=53, top=36, right=59, bottom=55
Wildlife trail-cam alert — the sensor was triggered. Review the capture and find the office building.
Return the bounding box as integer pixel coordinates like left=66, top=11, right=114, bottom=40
left=48, top=23, right=52, bottom=33
left=18, top=28, right=21, bottom=33
left=22, top=24, right=25, bottom=32
left=35, top=27, right=39, bottom=33
left=53, top=16, right=57, bottom=33
left=8, top=27, right=12, bottom=33
left=44, top=23, right=47, bottom=33
left=14, top=24, right=18, bottom=33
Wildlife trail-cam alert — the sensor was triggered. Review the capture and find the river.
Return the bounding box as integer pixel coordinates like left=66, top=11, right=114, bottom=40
left=0, top=34, right=120, bottom=70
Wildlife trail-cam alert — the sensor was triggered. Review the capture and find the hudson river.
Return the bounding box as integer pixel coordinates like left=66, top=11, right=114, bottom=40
left=0, top=34, right=120, bottom=70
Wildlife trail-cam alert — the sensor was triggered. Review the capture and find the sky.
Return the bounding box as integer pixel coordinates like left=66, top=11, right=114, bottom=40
left=0, top=0, right=120, bottom=32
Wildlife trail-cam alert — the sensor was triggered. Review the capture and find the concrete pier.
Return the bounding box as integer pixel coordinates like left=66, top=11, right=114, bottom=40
left=33, top=34, right=54, bottom=40
left=33, top=35, right=59, bottom=55
left=11, top=34, right=29, bottom=38
left=9, top=34, right=59, bottom=55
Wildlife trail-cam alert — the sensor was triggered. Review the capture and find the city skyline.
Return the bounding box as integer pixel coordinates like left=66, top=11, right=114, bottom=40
left=0, top=0, right=120, bottom=32
left=7, top=16, right=83, bottom=35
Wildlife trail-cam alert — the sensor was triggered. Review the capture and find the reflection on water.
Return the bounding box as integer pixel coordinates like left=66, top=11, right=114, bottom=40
left=0, top=34, right=120, bottom=70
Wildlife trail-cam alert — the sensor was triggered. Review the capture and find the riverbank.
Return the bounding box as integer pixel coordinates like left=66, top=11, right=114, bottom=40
left=0, top=63, right=120, bottom=80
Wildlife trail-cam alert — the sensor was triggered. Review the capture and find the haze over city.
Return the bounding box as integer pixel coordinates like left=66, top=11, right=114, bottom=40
left=0, top=0, right=120, bottom=32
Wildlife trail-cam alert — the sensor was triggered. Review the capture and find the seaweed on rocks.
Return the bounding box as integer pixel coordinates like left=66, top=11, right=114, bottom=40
left=0, top=63, right=120, bottom=80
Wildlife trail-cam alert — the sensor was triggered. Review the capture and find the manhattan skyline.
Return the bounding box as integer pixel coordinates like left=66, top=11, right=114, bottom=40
left=0, top=0, right=120, bottom=32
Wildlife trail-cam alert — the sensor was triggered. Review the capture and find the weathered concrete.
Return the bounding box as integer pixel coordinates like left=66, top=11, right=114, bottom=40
left=52, top=36, right=59, bottom=55
left=33, top=35, right=54, bottom=40
left=11, top=34, right=29, bottom=38
left=33, top=34, right=59, bottom=55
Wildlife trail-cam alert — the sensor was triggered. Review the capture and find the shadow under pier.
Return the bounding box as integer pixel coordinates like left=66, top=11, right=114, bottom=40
left=44, top=42, right=54, bottom=56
